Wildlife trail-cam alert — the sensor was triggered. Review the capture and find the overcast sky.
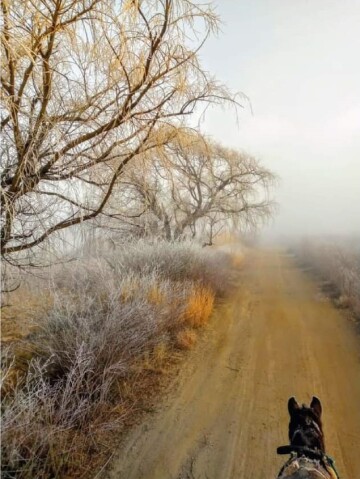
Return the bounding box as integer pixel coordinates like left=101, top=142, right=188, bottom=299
left=199, top=0, right=360, bottom=238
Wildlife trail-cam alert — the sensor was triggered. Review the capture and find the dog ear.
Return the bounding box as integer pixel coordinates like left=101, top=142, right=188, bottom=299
left=288, top=397, right=300, bottom=416
left=310, top=396, right=322, bottom=417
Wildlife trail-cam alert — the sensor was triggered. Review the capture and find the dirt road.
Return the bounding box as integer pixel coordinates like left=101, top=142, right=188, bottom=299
left=107, top=250, right=360, bottom=479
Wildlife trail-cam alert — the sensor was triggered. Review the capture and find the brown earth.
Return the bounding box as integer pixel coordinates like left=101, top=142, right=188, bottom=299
left=106, top=250, right=360, bottom=479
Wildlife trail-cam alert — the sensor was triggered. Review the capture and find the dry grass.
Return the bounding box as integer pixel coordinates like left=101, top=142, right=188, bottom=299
left=1, top=240, right=238, bottom=479
left=176, top=329, right=198, bottom=349
left=147, top=284, right=165, bottom=305
left=151, top=342, right=169, bottom=366
left=137, top=342, right=170, bottom=373
left=297, top=237, right=360, bottom=317
left=1, top=288, right=52, bottom=342
left=183, top=285, right=214, bottom=328
left=119, top=277, right=140, bottom=303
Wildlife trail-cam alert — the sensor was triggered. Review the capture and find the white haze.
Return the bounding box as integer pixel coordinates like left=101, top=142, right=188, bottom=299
left=199, top=0, right=360, bottom=239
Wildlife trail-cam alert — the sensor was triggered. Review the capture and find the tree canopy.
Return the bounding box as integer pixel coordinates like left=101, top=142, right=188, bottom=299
left=1, top=0, right=234, bottom=265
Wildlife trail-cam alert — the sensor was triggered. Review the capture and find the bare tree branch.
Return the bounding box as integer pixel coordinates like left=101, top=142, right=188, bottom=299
left=1, top=0, right=237, bottom=265
left=114, top=132, right=276, bottom=242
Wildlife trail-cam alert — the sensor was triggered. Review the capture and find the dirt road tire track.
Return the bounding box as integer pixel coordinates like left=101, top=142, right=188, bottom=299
left=107, top=250, right=360, bottom=479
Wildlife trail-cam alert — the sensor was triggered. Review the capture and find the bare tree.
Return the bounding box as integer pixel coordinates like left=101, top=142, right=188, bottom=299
left=1, top=0, right=234, bottom=265
left=118, top=132, right=276, bottom=242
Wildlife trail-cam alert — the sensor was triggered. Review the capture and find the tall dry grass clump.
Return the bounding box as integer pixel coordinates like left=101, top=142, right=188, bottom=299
left=297, top=237, right=360, bottom=316
left=183, top=285, right=215, bottom=328
left=1, top=241, right=238, bottom=478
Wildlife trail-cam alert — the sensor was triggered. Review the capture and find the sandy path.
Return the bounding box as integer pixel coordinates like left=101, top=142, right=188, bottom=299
left=106, top=250, right=360, bottom=479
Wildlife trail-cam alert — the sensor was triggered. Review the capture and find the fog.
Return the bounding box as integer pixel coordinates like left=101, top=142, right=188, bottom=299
left=199, top=0, right=360, bottom=239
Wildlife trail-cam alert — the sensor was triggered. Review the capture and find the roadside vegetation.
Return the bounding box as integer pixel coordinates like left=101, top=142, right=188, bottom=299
left=1, top=241, right=240, bottom=478
left=296, top=236, right=360, bottom=317
left=1, top=0, right=274, bottom=477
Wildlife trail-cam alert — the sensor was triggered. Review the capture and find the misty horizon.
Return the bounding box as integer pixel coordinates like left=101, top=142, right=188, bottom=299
left=198, top=0, right=360, bottom=239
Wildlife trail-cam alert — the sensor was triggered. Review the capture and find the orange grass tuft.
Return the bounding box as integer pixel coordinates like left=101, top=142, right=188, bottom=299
left=183, top=285, right=214, bottom=328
